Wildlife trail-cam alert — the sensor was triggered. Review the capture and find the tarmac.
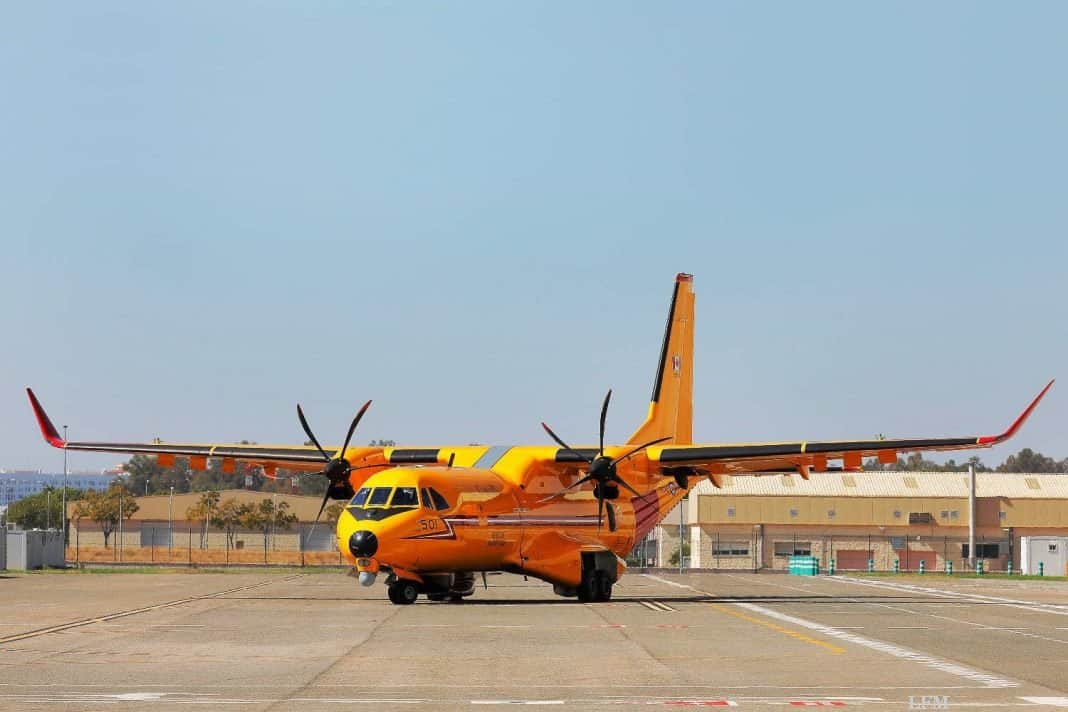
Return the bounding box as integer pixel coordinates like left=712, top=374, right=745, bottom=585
left=3, top=568, right=1068, bottom=710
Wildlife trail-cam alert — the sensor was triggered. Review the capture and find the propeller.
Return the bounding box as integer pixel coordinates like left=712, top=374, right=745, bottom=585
left=540, top=389, right=671, bottom=532
left=297, top=400, right=374, bottom=530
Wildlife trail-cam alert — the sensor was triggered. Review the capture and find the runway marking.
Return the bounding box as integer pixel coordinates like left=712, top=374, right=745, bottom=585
left=1020, top=698, right=1068, bottom=707
left=645, top=575, right=1018, bottom=688
left=833, top=577, right=1068, bottom=617
left=707, top=603, right=846, bottom=655
left=0, top=575, right=303, bottom=647
left=640, top=600, right=677, bottom=612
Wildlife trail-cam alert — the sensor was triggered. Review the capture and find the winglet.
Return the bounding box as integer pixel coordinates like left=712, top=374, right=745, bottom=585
left=26, top=388, right=66, bottom=448
left=978, top=379, right=1055, bottom=445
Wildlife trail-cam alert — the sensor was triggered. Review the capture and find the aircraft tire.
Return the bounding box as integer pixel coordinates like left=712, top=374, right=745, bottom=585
left=388, top=580, right=419, bottom=605
left=577, top=570, right=604, bottom=603
left=597, top=576, right=613, bottom=601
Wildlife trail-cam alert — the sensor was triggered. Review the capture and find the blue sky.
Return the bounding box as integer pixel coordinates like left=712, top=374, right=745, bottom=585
left=2, top=2, right=1065, bottom=472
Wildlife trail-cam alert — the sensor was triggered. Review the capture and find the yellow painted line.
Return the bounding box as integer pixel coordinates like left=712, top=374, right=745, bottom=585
left=707, top=603, right=846, bottom=654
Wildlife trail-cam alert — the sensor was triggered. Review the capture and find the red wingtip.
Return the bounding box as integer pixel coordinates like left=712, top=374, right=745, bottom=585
left=26, top=388, right=66, bottom=448
left=676, top=273, right=693, bottom=283
left=978, top=379, right=1055, bottom=445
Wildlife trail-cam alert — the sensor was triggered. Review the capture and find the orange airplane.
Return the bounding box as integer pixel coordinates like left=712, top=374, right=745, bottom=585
left=27, top=274, right=1053, bottom=604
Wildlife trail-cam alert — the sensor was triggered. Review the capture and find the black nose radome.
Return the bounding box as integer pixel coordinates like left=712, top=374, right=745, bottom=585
left=349, top=530, right=378, bottom=558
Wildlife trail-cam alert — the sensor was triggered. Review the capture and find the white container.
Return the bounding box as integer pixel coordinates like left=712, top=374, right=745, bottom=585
left=1020, top=536, right=1068, bottom=576
left=5, top=529, right=65, bottom=569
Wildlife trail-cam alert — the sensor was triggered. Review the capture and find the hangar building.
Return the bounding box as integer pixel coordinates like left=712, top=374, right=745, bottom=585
left=654, top=471, right=1068, bottom=574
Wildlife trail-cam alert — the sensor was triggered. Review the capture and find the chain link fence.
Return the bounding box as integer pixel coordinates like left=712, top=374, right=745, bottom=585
left=67, top=521, right=347, bottom=566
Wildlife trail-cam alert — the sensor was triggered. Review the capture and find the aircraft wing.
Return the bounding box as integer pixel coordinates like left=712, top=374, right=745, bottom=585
left=25, top=388, right=380, bottom=473
left=646, top=380, right=1054, bottom=479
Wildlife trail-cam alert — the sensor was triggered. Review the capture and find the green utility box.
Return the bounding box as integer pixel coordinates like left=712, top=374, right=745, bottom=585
left=788, top=555, right=820, bottom=576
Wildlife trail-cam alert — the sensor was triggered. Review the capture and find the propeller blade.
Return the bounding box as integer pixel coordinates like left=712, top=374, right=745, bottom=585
left=537, top=473, right=596, bottom=502
left=610, top=436, right=673, bottom=466
left=314, top=488, right=331, bottom=525
left=596, top=492, right=605, bottom=532
left=481, top=572, right=488, bottom=591
left=598, top=389, right=612, bottom=457
left=606, top=500, right=617, bottom=532
left=339, top=400, right=373, bottom=459
left=297, top=405, right=330, bottom=462
left=540, top=422, right=593, bottom=463
left=611, top=472, right=642, bottom=498
left=306, top=487, right=333, bottom=545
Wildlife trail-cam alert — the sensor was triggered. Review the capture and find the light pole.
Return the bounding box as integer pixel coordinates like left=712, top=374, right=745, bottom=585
left=169, top=486, right=174, bottom=560
left=62, top=425, right=68, bottom=546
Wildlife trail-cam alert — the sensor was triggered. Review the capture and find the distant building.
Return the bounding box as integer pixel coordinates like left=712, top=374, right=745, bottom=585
left=653, top=471, right=1068, bottom=574
left=0, top=471, right=118, bottom=507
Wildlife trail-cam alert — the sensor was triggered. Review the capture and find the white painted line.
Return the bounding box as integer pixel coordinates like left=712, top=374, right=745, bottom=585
left=644, top=574, right=1018, bottom=689
left=472, top=701, right=566, bottom=706
left=1020, top=698, right=1068, bottom=707
left=887, top=626, right=930, bottom=630
left=834, top=577, right=1068, bottom=617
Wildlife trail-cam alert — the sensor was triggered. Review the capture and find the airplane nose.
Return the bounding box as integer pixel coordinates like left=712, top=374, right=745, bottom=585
left=349, top=530, right=378, bottom=558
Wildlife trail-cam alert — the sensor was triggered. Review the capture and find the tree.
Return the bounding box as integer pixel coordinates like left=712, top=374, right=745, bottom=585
left=669, top=539, right=691, bottom=567
left=213, top=498, right=250, bottom=549
left=324, top=502, right=345, bottom=525
left=240, top=499, right=297, bottom=558
left=998, top=448, right=1061, bottom=473
left=78, top=482, right=139, bottom=548
left=185, top=490, right=221, bottom=548
left=7, top=487, right=82, bottom=530
left=124, top=455, right=192, bottom=496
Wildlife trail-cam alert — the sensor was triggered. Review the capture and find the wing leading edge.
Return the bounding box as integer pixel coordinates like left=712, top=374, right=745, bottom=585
left=26, top=388, right=362, bottom=473
left=647, top=379, right=1054, bottom=476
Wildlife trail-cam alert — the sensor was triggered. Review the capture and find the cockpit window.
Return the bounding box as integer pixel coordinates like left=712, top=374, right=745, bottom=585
left=429, top=488, right=450, bottom=511
left=350, top=488, right=371, bottom=507
left=392, top=487, right=418, bottom=507
left=368, top=487, right=392, bottom=506
left=420, top=488, right=431, bottom=509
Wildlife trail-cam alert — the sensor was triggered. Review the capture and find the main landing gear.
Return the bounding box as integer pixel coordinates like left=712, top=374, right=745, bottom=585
left=576, top=550, right=617, bottom=603
left=577, top=569, right=613, bottom=602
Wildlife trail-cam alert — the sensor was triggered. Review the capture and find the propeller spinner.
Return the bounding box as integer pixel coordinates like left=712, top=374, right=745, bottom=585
left=540, top=389, right=670, bottom=532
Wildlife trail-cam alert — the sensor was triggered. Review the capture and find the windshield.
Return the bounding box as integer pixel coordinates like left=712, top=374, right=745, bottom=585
left=368, top=487, right=392, bottom=506
left=346, top=485, right=421, bottom=522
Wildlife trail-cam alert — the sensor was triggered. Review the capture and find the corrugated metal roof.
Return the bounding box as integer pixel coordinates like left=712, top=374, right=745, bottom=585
left=692, top=472, right=1068, bottom=499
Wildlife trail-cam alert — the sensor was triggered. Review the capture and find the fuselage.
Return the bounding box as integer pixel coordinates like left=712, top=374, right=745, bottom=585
left=335, top=451, right=686, bottom=589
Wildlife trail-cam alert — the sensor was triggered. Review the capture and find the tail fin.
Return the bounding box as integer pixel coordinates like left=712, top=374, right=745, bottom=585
left=627, top=273, right=694, bottom=446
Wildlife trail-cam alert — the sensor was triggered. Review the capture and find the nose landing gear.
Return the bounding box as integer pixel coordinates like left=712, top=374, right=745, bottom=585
left=387, top=579, right=420, bottom=605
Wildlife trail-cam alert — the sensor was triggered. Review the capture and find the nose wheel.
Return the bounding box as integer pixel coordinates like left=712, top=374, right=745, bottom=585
left=387, top=579, right=420, bottom=605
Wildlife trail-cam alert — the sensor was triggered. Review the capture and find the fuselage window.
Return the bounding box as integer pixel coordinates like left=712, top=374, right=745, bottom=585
left=420, top=488, right=432, bottom=509
left=368, top=487, right=392, bottom=506
left=392, top=487, right=418, bottom=507
left=351, top=488, right=371, bottom=507
left=429, top=488, right=450, bottom=511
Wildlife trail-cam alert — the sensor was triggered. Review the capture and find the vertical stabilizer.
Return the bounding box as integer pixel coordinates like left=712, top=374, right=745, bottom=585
left=627, top=274, right=694, bottom=446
